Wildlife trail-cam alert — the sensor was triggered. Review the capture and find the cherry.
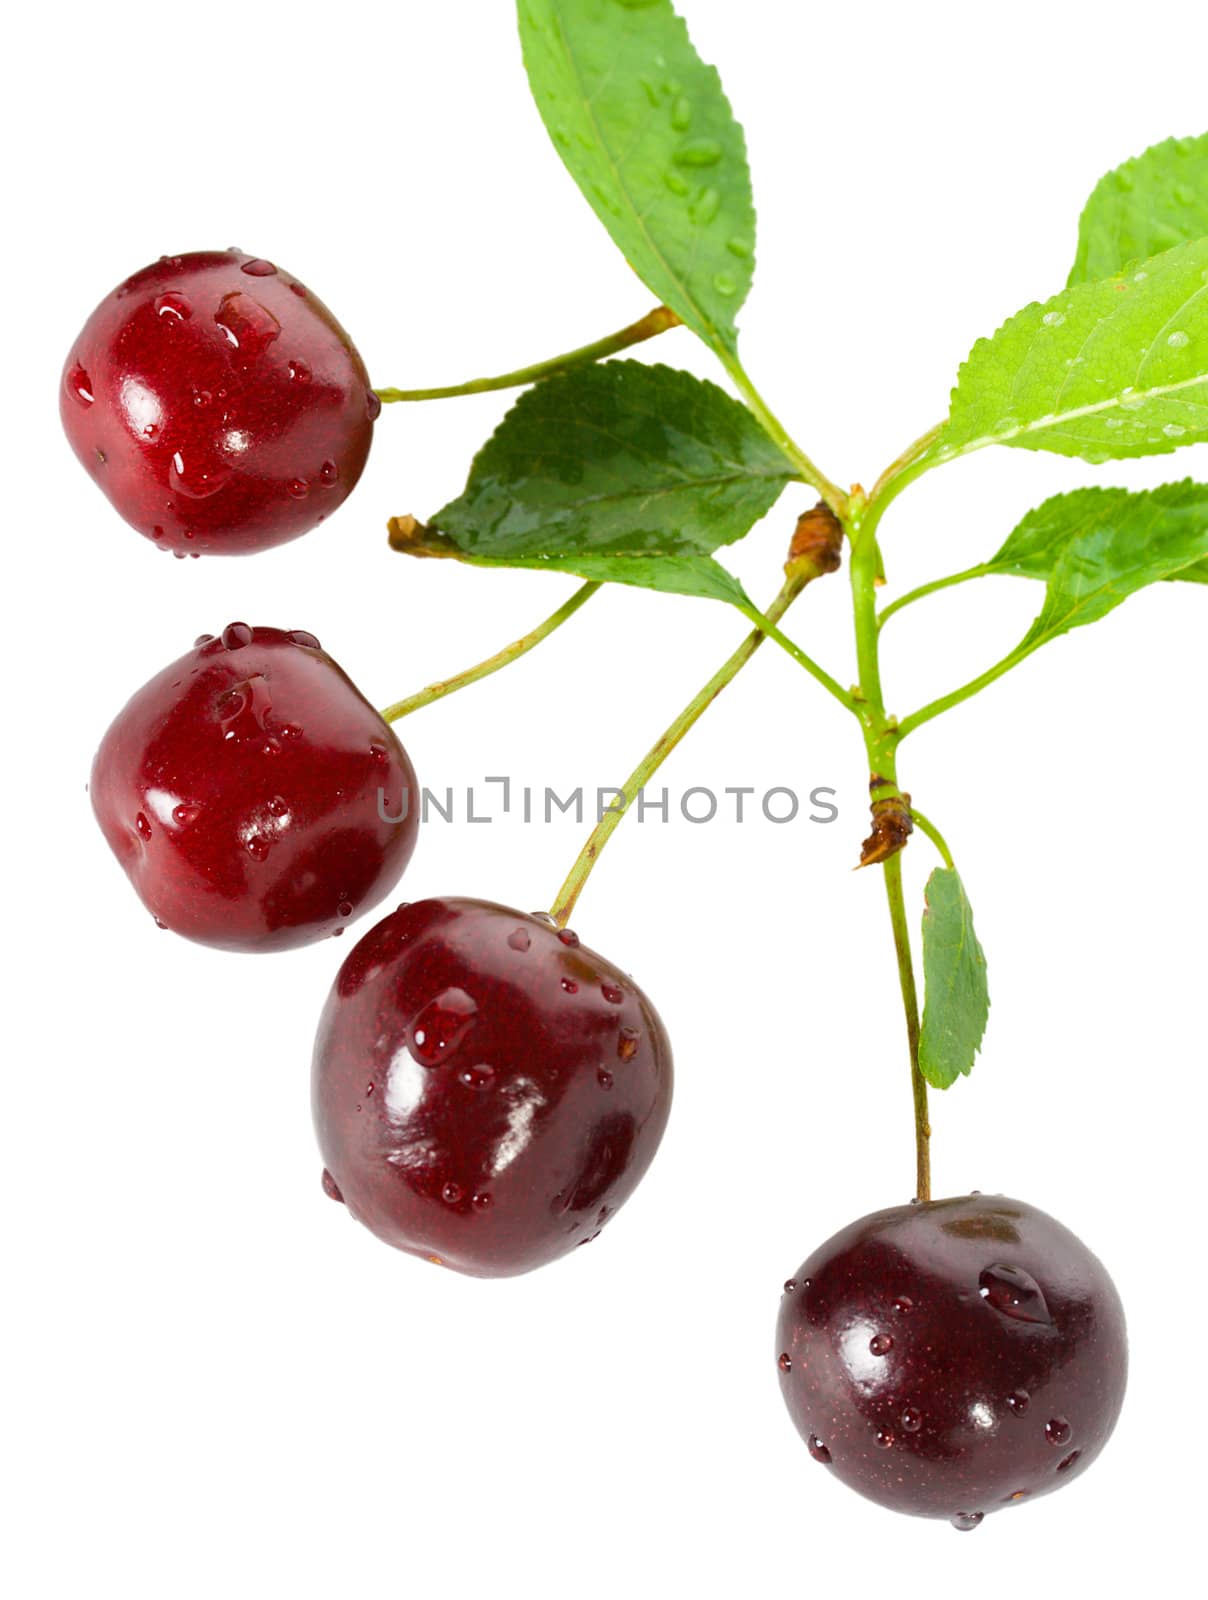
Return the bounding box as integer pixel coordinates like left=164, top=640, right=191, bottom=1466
left=61, top=250, right=379, bottom=555
left=775, top=1194, right=1127, bottom=1528
left=312, top=898, right=674, bottom=1276
left=90, top=625, right=418, bottom=951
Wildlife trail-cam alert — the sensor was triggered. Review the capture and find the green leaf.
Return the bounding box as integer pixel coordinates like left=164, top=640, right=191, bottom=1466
left=427, top=360, right=795, bottom=601
left=919, top=869, right=989, bottom=1092
left=986, top=481, right=1208, bottom=646
left=517, top=0, right=755, bottom=358
left=1070, top=133, right=1208, bottom=286
left=940, top=237, right=1208, bottom=464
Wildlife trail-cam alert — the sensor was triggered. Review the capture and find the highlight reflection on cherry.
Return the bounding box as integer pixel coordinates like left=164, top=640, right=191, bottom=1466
left=312, top=898, right=674, bottom=1277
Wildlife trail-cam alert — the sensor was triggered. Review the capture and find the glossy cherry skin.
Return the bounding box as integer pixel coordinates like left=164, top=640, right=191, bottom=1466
left=312, top=898, right=674, bottom=1276
left=776, top=1195, right=1127, bottom=1528
left=90, top=625, right=418, bottom=951
left=61, top=250, right=379, bottom=555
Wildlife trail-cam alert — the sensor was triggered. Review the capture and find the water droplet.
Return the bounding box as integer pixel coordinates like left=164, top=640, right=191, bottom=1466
left=241, top=258, right=277, bottom=276
left=135, top=812, right=152, bottom=842
left=777, top=1352, right=792, bottom=1372
left=507, top=927, right=532, bottom=952
left=601, top=982, right=624, bottom=1005
left=321, top=1169, right=344, bottom=1203
left=1168, top=330, right=1190, bottom=349
left=245, top=835, right=271, bottom=861
left=561, top=977, right=579, bottom=994
left=557, top=927, right=580, bottom=946
left=951, top=1512, right=984, bottom=1532
left=901, top=1406, right=923, bottom=1433
left=218, top=675, right=273, bottom=742
left=172, top=803, right=200, bottom=826
left=1162, top=422, right=1186, bottom=437
left=441, top=1181, right=464, bottom=1205
left=874, top=1427, right=895, bottom=1449
left=191, top=388, right=213, bottom=409
left=869, top=1333, right=893, bottom=1356
left=369, top=740, right=391, bottom=765
left=332, top=926, right=344, bottom=937
left=1056, top=1449, right=1082, bottom=1473
left=171, top=449, right=232, bottom=500
left=530, top=911, right=557, bottom=927
left=154, top=291, right=192, bottom=322
left=67, top=363, right=94, bottom=406
left=214, top=291, right=281, bottom=355
left=712, top=272, right=738, bottom=296
left=288, top=359, right=311, bottom=383
left=194, top=633, right=214, bottom=647
left=892, top=1295, right=914, bottom=1314
left=289, top=628, right=321, bottom=648
left=1006, top=1390, right=1030, bottom=1416
left=978, top=1262, right=1051, bottom=1324
left=1042, top=310, right=1066, bottom=327
left=669, top=95, right=693, bottom=130
left=287, top=477, right=309, bottom=498
left=409, top=988, right=478, bottom=1066
left=807, top=1435, right=831, bottom=1464
left=783, top=1279, right=797, bottom=1294
left=457, top=1063, right=496, bottom=1091
left=597, top=1068, right=614, bottom=1090
left=366, top=390, right=382, bottom=420
left=472, top=1192, right=493, bottom=1211
left=1045, top=1417, right=1071, bottom=1446
left=319, top=460, right=339, bottom=487
left=337, top=900, right=354, bottom=918
left=266, top=797, right=289, bottom=818
left=673, top=138, right=723, bottom=167
left=663, top=171, right=691, bottom=196
left=690, top=186, right=721, bottom=224
left=726, top=235, right=752, bottom=259
left=617, top=1026, right=640, bottom=1062
left=222, top=622, right=253, bottom=650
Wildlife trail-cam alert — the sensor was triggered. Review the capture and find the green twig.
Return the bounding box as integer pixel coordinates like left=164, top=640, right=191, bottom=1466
left=897, top=640, right=1039, bottom=740
left=909, top=808, right=954, bottom=869
left=379, top=581, right=600, bottom=723
left=374, top=305, right=680, bottom=404
left=550, top=575, right=812, bottom=927
left=878, top=565, right=990, bottom=630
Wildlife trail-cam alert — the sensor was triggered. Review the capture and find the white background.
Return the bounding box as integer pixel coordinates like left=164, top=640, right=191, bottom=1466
left=6, top=1, right=1205, bottom=1593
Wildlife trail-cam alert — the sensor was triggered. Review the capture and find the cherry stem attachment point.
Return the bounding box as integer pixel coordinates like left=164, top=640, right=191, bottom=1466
left=550, top=573, right=811, bottom=928
left=374, top=305, right=681, bottom=405
left=379, top=580, right=600, bottom=723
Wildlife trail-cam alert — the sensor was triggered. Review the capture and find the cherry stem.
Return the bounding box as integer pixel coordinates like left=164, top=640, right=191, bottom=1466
left=379, top=580, right=600, bottom=723
left=374, top=305, right=681, bottom=404
left=849, top=517, right=931, bottom=1201
left=549, top=573, right=811, bottom=928
left=882, top=853, right=932, bottom=1203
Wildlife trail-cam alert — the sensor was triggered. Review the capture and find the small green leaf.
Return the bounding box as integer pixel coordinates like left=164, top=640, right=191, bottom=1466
left=941, top=237, right=1208, bottom=464
left=919, top=869, right=989, bottom=1092
left=517, top=0, right=756, bottom=358
left=986, top=481, right=1208, bottom=646
left=1070, top=132, right=1208, bottom=286
left=427, top=360, right=795, bottom=601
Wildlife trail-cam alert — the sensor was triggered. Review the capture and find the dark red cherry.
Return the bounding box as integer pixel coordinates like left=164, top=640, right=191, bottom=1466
left=90, top=626, right=418, bottom=951
left=61, top=250, right=379, bottom=555
left=776, top=1194, right=1127, bottom=1528
left=312, top=899, right=673, bottom=1276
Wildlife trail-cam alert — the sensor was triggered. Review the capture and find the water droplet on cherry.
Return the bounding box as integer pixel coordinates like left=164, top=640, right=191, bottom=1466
left=1046, top=1417, right=1072, bottom=1446
left=601, top=982, right=624, bottom=1004
left=508, top=927, right=532, bottom=952
left=154, top=291, right=191, bottom=322
left=618, top=1026, right=640, bottom=1061
left=289, top=629, right=320, bottom=648
left=870, top=1333, right=893, bottom=1356
left=241, top=258, right=277, bottom=276
left=951, top=1512, right=984, bottom=1532
left=321, top=1169, right=344, bottom=1203
left=222, top=622, right=253, bottom=650
left=978, top=1262, right=1052, bottom=1324
left=777, top=1352, right=792, bottom=1372
left=808, top=1435, right=831, bottom=1464
left=409, top=988, right=478, bottom=1066
left=457, top=1063, right=496, bottom=1091
left=67, top=363, right=94, bottom=405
